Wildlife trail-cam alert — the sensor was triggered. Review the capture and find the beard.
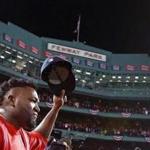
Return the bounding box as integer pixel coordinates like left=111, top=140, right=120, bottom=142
left=16, top=110, right=38, bottom=131
left=25, top=116, right=37, bottom=131
left=14, top=104, right=39, bottom=131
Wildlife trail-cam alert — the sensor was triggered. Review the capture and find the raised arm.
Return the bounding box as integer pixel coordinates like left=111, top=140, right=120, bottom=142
left=33, top=90, right=65, bottom=139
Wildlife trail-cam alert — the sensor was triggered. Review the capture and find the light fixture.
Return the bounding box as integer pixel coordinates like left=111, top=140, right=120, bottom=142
left=85, top=71, right=91, bottom=75
left=118, top=76, right=122, bottom=79
left=0, top=55, right=5, bottom=59
left=102, top=75, right=106, bottom=78
left=112, top=76, right=116, bottom=79
left=75, top=69, right=81, bottom=73
left=96, top=81, right=100, bottom=84
left=29, top=60, right=33, bottom=64
left=126, top=76, right=131, bottom=79
left=12, top=60, right=16, bottom=63
left=135, top=76, right=139, bottom=79
left=5, top=50, right=11, bottom=54
left=17, top=55, right=23, bottom=59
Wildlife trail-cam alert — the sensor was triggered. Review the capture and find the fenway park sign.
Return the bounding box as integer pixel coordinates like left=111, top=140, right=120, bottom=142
left=47, top=43, right=107, bottom=62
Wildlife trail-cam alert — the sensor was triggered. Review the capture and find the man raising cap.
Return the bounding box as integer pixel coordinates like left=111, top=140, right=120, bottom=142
left=0, top=77, right=65, bottom=150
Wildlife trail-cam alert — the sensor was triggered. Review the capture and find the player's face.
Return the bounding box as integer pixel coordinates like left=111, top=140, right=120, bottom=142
left=13, top=87, right=40, bottom=130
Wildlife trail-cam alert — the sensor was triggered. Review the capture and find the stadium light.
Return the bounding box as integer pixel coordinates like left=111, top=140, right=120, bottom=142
left=24, top=53, right=28, bottom=57
left=117, top=80, right=121, bottom=82
left=35, top=58, right=39, bottom=62
left=96, top=81, right=100, bottom=84
left=75, top=78, right=78, bottom=81
left=135, top=76, right=139, bottom=79
left=6, top=46, right=11, bottom=49
left=29, top=60, right=33, bottom=64
left=17, top=55, right=23, bottom=59
left=102, top=75, right=106, bottom=78
left=75, top=69, right=81, bottom=73
left=85, top=71, right=91, bottom=75
left=5, top=50, right=11, bottom=54
left=29, top=56, right=33, bottom=60
left=12, top=49, right=17, bottom=52
left=118, top=76, right=122, bottom=79
left=12, top=60, right=16, bottom=63
left=0, top=55, right=5, bottom=59
left=126, top=76, right=131, bottom=79
left=0, top=43, right=5, bottom=47
left=23, top=64, right=26, bottom=67
left=81, top=79, right=86, bottom=83
left=18, top=51, right=23, bottom=54
left=112, top=76, right=116, bottom=79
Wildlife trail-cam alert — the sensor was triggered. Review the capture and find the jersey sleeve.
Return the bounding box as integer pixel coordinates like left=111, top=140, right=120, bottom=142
left=0, top=124, right=4, bottom=150
left=28, top=131, right=48, bottom=150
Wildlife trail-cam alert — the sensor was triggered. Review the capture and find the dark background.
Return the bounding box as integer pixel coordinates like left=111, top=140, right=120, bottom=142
left=0, top=0, right=150, bottom=54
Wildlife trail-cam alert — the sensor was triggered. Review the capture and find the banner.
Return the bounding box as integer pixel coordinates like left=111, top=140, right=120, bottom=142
left=100, top=63, right=107, bottom=69
left=48, top=43, right=107, bottom=61
left=31, top=46, right=39, bottom=54
left=44, top=51, right=53, bottom=58
left=17, top=40, right=26, bottom=49
left=126, top=64, right=135, bottom=71
left=89, top=109, right=99, bottom=115
left=141, top=65, right=149, bottom=72
left=59, top=54, right=67, bottom=59
left=72, top=57, right=80, bottom=64
left=145, top=137, right=150, bottom=143
left=86, top=60, right=94, bottom=67
left=3, top=33, right=13, bottom=43
left=112, top=64, right=120, bottom=71
left=113, top=136, right=123, bottom=141
left=121, top=112, right=131, bottom=118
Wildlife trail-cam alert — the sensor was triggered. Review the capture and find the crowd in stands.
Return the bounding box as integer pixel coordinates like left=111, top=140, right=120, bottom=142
left=37, top=88, right=150, bottom=138
left=38, top=91, right=150, bottom=115
left=54, top=113, right=150, bottom=137
left=66, top=97, right=150, bottom=115
left=79, top=139, right=150, bottom=150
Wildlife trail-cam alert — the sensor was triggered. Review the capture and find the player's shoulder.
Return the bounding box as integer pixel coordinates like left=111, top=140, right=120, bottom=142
left=0, top=115, right=16, bottom=133
left=0, top=115, right=6, bottom=133
left=0, top=115, right=6, bottom=124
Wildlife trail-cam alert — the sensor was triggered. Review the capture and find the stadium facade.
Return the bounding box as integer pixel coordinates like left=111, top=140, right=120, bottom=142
left=0, top=21, right=150, bottom=150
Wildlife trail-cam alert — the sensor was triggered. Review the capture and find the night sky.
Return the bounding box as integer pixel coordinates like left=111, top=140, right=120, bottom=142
left=0, top=0, right=150, bottom=54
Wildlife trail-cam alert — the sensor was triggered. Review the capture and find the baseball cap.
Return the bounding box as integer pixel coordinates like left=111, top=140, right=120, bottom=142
left=41, top=56, right=75, bottom=96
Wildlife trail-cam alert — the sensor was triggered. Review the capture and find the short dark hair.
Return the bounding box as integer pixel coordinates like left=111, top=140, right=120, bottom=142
left=0, top=77, right=36, bottom=104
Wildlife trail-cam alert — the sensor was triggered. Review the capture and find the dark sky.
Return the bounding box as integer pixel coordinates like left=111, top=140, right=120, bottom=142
left=0, top=0, right=150, bottom=54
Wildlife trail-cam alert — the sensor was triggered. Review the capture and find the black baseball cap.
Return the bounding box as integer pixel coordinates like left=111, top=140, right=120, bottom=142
left=41, top=56, right=75, bottom=96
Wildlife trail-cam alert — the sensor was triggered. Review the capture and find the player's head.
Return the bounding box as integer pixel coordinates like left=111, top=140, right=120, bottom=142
left=0, top=77, right=40, bottom=130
